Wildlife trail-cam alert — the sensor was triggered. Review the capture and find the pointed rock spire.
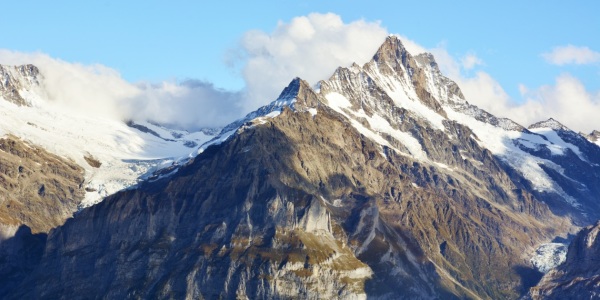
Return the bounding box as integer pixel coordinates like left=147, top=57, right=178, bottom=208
left=276, top=77, right=321, bottom=110
left=372, top=35, right=412, bottom=68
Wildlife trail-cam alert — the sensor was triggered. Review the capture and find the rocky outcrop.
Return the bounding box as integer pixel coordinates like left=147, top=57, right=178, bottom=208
left=528, top=221, right=600, bottom=299
left=0, top=64, right=40, bottom=106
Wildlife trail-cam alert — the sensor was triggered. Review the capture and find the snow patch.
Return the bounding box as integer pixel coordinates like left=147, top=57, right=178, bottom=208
left=530, top=243, right=568, bottom=273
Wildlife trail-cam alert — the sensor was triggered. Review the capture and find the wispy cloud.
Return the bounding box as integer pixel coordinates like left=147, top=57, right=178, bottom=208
left=542, top=45, right=600, bottom=65
left=461, top=53, right=484, bottom=70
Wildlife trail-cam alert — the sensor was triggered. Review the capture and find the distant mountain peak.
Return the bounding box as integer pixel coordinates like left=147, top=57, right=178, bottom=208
left=588, top=130, right=600, bottom=142
left=528, top=118, right=569, bottom=131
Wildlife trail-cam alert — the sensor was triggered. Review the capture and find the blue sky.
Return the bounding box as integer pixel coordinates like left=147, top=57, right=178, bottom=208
left=2, top=1, right=599, bottom=131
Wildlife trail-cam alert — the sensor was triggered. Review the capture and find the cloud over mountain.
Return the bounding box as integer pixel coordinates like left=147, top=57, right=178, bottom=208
left=0, top=50, right=243, bottom=130
left=1, top=14, right=599, bottom=133
left=236, top=13, right=388, bottom=110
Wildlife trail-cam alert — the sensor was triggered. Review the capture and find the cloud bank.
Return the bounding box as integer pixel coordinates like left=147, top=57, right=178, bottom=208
left=0, top=50, right=243, bottom=130
left=542, top=45, right=600, bottom=65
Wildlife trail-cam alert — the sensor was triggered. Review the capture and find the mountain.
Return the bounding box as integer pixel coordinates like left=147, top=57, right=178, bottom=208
left=1, top=36, right=600, bottom=299
left=0, top=64, right=40, bottom=106
left=528, top=221, right=600, bottom=299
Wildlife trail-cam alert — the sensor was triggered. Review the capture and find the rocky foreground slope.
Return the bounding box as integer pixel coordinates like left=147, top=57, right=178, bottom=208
left=1, top=36, right=600, bottom=299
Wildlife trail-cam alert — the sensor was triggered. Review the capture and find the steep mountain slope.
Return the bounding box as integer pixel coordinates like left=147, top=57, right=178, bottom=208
left=7, top=36, right=597, bottom=299
left=0, top=135, right=85, bottom=234
left=528, top=221, right=600, bottom=299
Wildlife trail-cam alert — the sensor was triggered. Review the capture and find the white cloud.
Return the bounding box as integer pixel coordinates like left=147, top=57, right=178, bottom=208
left=461, top=53, right=483, bottom=70
left=463, top=73, right=600, bottom=133
left=1, top=13, right=389, bottom=130
left=0, top=50, right=243, bottom=130
left=516, top=74, right=600, bottom=133
left=542, top=45, right=600, bottom=65
left=237, top=13, right=388, bottom=110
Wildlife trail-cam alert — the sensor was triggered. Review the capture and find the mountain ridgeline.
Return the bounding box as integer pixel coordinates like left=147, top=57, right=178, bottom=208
left=2, top=36, right=600, bottom=299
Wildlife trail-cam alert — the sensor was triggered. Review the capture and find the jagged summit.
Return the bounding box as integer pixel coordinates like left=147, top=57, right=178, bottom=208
left=528, top=118, right=570, bottom=131
left=0, top=64, right=41, bottom=106
left=372, top=35, right=411, bottom=66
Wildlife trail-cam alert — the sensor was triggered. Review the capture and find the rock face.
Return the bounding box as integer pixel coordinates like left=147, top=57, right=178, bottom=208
left=0, top=135, right=84, bottom=298
left=3, top=36, right=599, bottom=299
left=0, top=64, right=40, bottom=106
left=528, top=221, right=600, bottom=299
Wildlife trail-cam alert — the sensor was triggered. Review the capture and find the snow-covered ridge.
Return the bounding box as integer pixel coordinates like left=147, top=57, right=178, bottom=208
left=529, top=118, right=569, bottom=131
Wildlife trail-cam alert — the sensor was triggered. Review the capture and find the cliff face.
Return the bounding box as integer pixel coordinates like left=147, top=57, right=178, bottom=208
left=528, top=221, right=600, bottom=299
left=0, top=135, right=84, bottom=298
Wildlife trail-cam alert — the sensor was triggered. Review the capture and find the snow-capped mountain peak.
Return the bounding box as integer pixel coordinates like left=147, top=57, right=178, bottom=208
left=529, top=118, right=569, bottom=131
left=583, top=130, right=600, bottom=145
